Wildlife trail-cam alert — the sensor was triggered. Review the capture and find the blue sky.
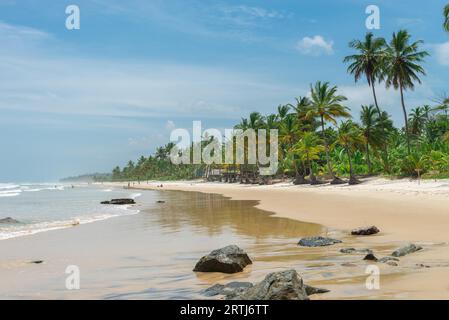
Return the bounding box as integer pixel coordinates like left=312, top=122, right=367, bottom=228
left=1, top=0, right=449, bottom=181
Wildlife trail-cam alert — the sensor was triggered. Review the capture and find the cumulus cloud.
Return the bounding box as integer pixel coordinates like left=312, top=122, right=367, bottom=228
left=296, top=35, right=334, bottom=56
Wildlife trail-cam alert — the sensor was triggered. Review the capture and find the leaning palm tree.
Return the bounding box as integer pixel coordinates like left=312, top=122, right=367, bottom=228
left=334, top=121, right=366, bottom=185
left=306, top=81, right=351, bottom=184
left=444, top=4, right=449, bottom=32
left=293, top=132, right=325, bottom=184
left=384, top=30, right=429, bottom=155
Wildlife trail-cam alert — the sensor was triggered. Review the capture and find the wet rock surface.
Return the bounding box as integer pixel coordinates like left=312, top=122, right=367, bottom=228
left=298, top=236, right=342, bottom=247
left=229, top=270, right=309, bottom=300
left=351, top=226, right=380, bottom=236
left=193, top=245, right=252, bottom=273
left=392, top=244, right=422, bottom=257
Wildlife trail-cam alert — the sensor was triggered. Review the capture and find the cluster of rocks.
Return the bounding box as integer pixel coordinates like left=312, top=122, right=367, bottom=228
left=101, top=198, right=136, bottom=205
left=194, top=246, right=330, bottom=300
left=194, top=227, right=424, bottom=300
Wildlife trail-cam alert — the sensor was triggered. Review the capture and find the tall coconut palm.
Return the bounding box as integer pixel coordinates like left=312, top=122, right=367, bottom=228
left=360, top=105, right=384, bottom=173
left=444, top=5, right=449, bottom=32
left=344, top=32, right=390, bottom=169
left=306, top=81, right=351, bottom=183
left=384, top=30, right=429, bottom=155
left=293, top=132, right=325, bottom=184
left=344, top=32, right=386, bottom=120
left=334, top=120, right=366, bottom=184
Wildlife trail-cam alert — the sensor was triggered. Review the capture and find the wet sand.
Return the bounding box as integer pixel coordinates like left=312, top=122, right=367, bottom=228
left=113, top=178, right=449, bottom=299
left=2, top=178, right=449, bottom=299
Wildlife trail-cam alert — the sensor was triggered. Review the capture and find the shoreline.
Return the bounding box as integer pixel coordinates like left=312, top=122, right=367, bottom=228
left=104, top=177, right=449, bottom=299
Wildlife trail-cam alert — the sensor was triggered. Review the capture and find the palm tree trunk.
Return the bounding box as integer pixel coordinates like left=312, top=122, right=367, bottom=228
left=366, top=142, right=372, bottom=174
left=307, top=154, right=317, bottom=184
left=371, top=80, right=390, bottom=171
left=347, top=148, right=359, bottom=185
left=400, top=83, right=412, bottom=155
left=320, top=116, right=335, bottom=179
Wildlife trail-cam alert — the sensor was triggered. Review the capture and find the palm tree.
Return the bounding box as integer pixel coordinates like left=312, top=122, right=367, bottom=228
left=360, top=105, right=384, bottom=173
left=293, top=132, right=325, bottom=184
left=306, top=81, right=351, bottom=183
left=409, top=106, right=428, bottom=137
left=344, top=32, right=386, bottom=120
left=444, top=4, right=449, bottom=32
left=334, top=121, right=366, bottom=184
left=384, top=30, right=429, bottom=155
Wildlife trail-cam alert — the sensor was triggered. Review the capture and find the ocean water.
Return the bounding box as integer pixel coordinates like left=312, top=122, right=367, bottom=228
left=0, top=183, right=141, bottom=240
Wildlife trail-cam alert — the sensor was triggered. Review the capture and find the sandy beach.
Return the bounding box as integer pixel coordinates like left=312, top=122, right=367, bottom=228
left=113, top=177, right=449, bottom=299
left=1, top=177, right=449, bottom=299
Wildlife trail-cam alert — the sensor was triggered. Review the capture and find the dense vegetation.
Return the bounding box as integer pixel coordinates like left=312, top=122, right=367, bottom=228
left=111, top=16, right=449, bottom=183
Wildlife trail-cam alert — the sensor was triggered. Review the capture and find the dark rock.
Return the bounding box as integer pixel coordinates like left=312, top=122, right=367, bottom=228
left=204, top=282, right=253, bottom=298
left=378, top=256, right=399, bottom=264
left=298, top=236, right=342, bottom=247
left=229, top=270, right=308, bottom=300
left=193, top=245, right=252, bottom=274
left=30, top=260, right=44, bottom=264
left=156, top=201, right=165, bottom=204
left=340, top=248, right=373, bottom=254
left=101, top=198, right=135, bottom=205
left=392, top=244, right=422, bottom=257
left=0, top=217, right=20, bottom=224
left=416, top=264, right=431, bottom=268
left=351, top=226, right=380, bottom=236
left=363, top=253, right=378, bottom=261
left=304, top=284, right=330, bottom=296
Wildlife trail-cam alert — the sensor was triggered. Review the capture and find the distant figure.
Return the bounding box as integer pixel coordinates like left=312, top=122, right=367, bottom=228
left=127, top=182, right=130, bottom=188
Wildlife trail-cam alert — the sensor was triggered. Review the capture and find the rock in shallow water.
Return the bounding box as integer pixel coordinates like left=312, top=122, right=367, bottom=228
left=363, top=253, right=378, bottom=261
left=193, top=245, right=252, bottom=274
left=229, top=270, right=309, bottom=300
left=340, top=248, right=373, bottom=254
left=0, top=217, right=19, bottom=224
left=351, top=226, right=380, bottom=236
left=392, top=244, right=422, bottom=257
left=101, top=198, right=135, bottom=205
left=304, top=284, right=330, bottom=296
left=203, top=282, right=253, bottom=298
left=298, top=236, right=342, bottom=247
left=378, top=256, right=399, bottom=264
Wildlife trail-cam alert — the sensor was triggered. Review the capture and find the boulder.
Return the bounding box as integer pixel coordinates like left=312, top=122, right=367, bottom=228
left=351, top=226, right=380, bottom=236
left=298, top=236, right=342, bottom=247
left=101, top=198, right=135, bottom=205
left=0, top=217, right=19, bottom=224
left=229, top=270, right=308, bottom=300
left=203, top=282, right=253, bottom=298
left=193, top=245, right=252, bottom=273
left=378, top=256, right=399, bottom=264
left=363, top=253, right=378, bottom=261
left=30, top=260, right=44, bottom=264
left=340, top=248, right=373, bottom=254
left=156, top=201, right=166, bottom=204
left=392, top=244, right=422, bottom=257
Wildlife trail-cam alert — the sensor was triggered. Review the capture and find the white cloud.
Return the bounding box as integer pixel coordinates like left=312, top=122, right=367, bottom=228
left=434, top=42, right=449, bottom=66
left=296, top=35, right=334, bottom=56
